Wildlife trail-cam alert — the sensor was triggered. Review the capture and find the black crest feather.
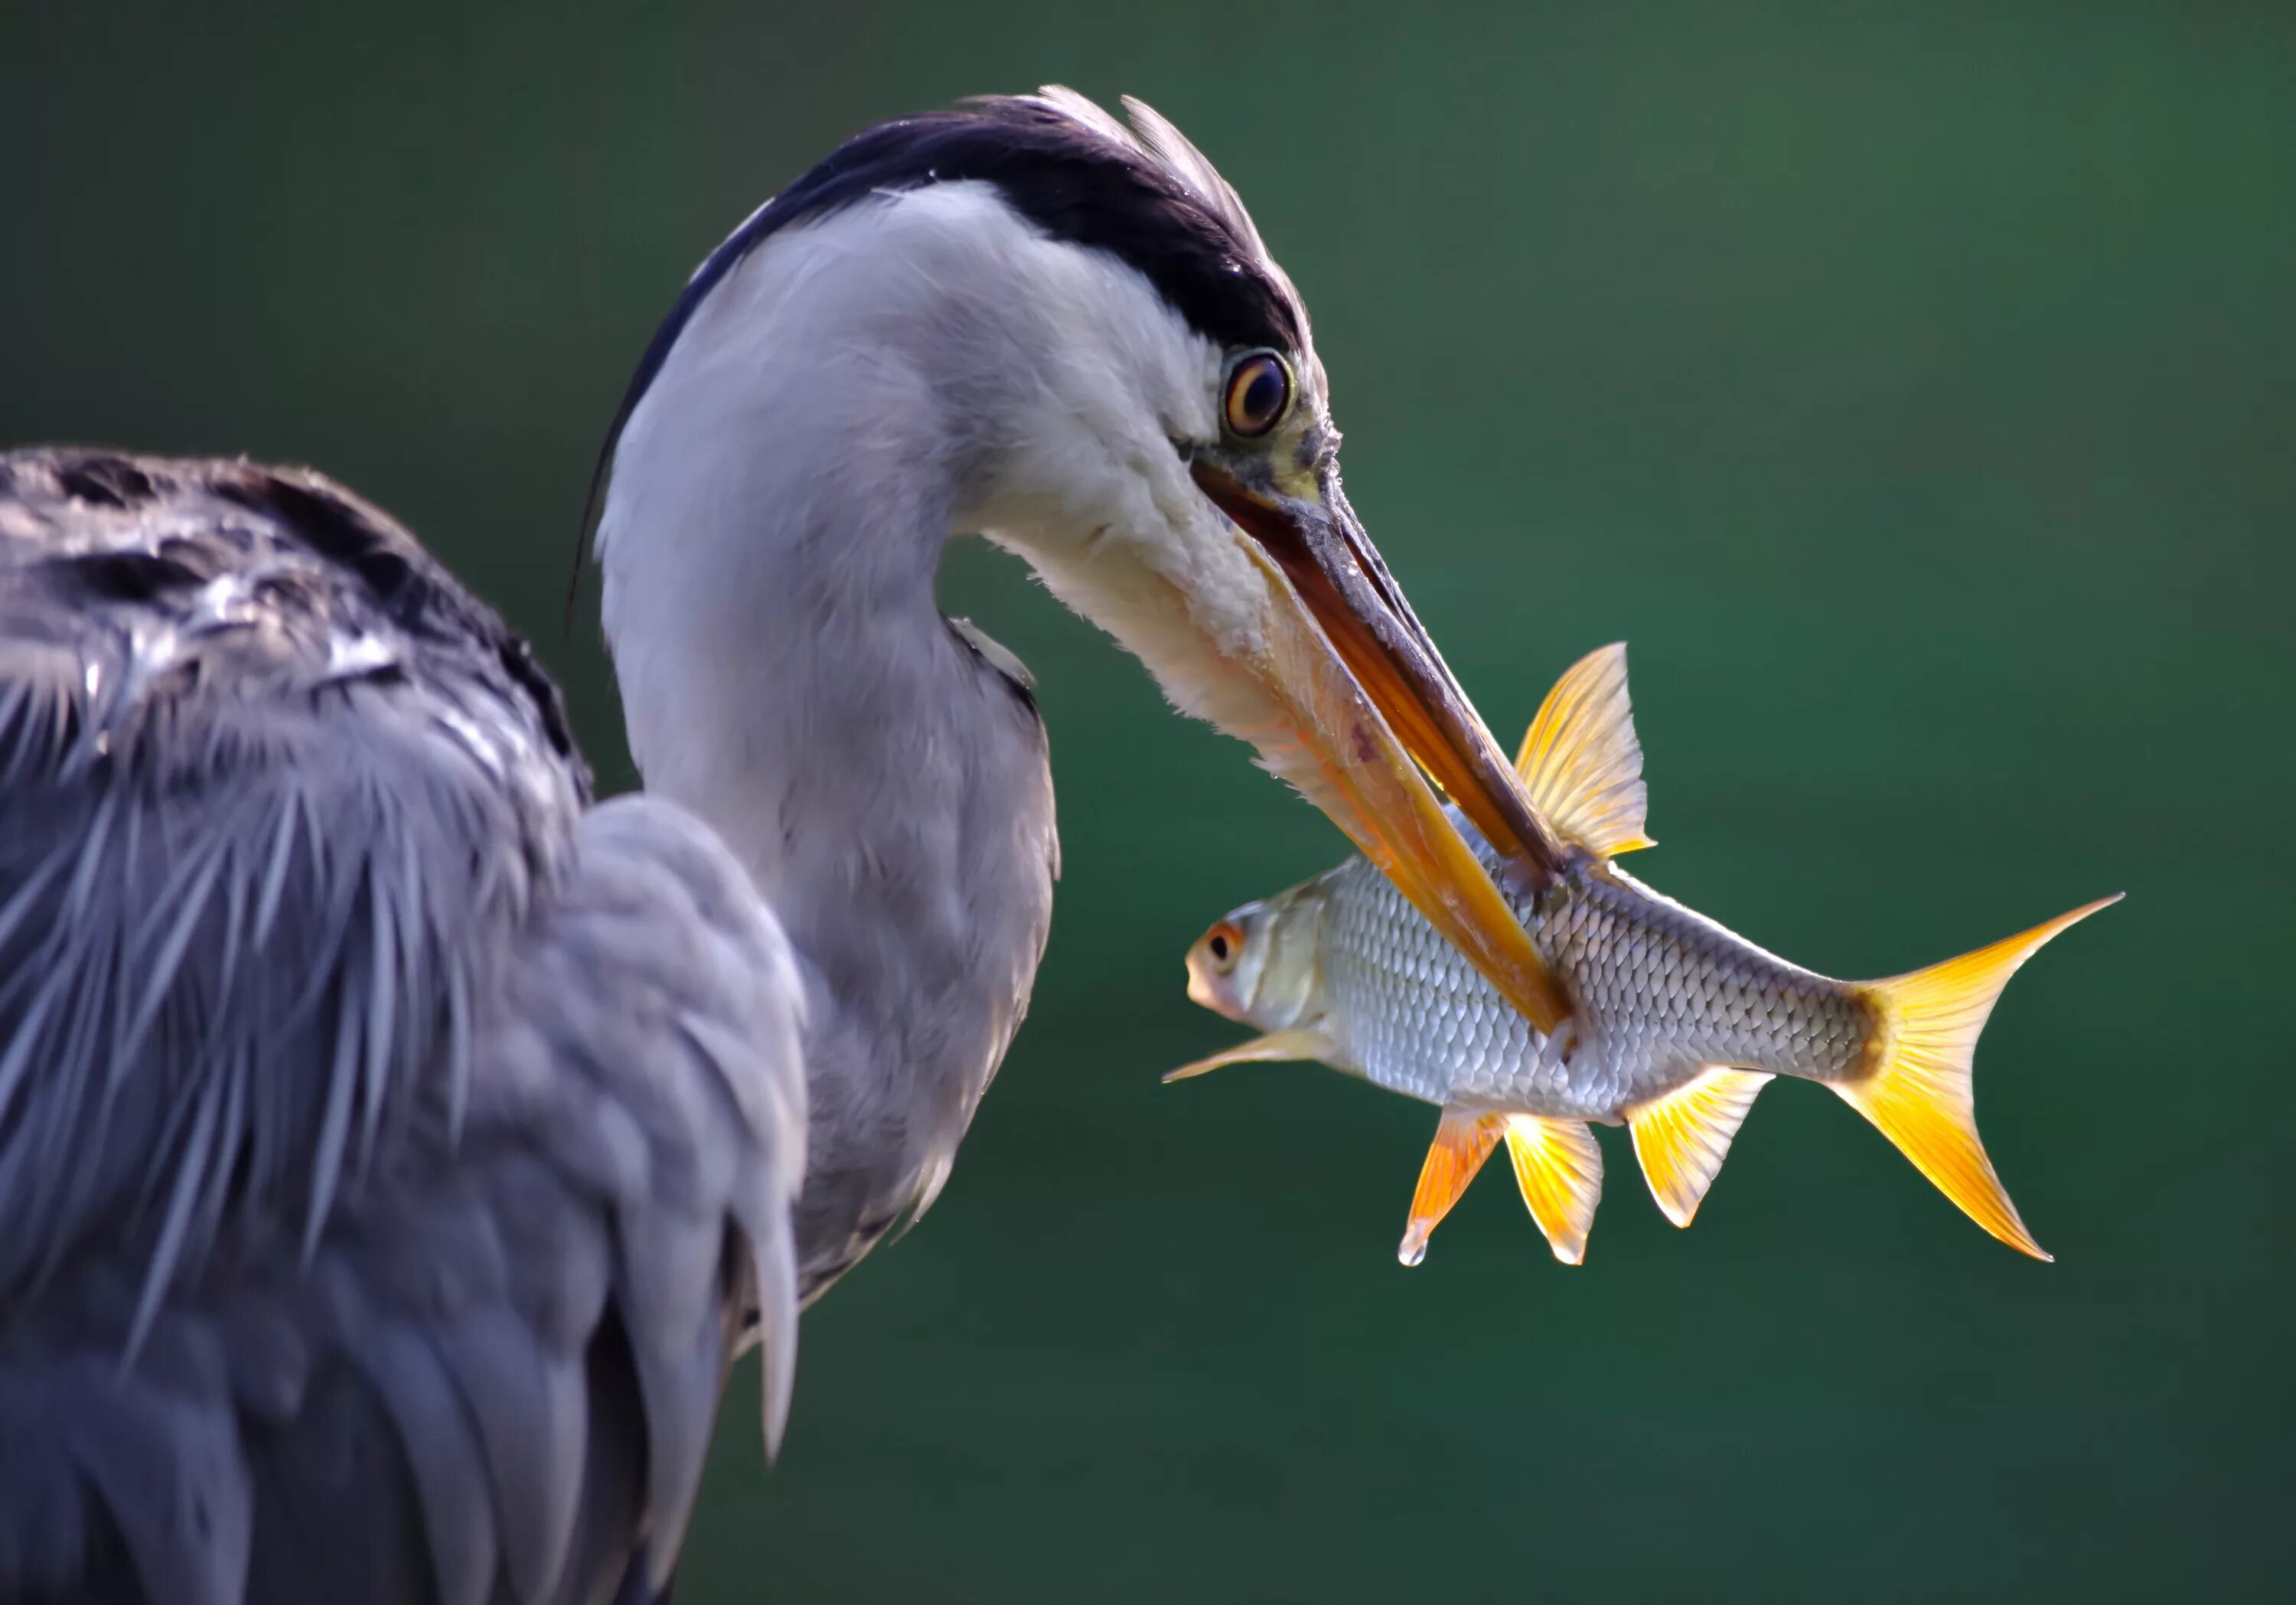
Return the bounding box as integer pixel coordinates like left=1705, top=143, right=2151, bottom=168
left=569, top=90, right=1302, bottom=616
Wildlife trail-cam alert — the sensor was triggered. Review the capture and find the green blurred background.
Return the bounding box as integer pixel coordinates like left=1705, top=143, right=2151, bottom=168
left=5, top=3, right=2290, bottom=1599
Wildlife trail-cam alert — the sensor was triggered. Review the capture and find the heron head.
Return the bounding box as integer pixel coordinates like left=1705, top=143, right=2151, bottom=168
left=596, top=89, right=1569, bottom=1028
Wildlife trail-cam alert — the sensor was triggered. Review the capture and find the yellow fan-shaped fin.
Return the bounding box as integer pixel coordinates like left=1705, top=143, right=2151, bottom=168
left=1513, top=642, right=1653, bottom=857
left=1626, top=1067, right=1773, bottom=1228
left=1840, top=893, right=2122, bottom=1261
left=1163, top=1028, right=1335, bottom=1083
left=1397, top=1107, right=1506, bottom=1266
left=1502, top=1116, right=1604, bottom=1264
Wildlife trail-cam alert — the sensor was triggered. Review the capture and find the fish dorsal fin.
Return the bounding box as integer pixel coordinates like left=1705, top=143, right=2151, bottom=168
left=1163, top=1028, right=1334, bottom=1083
left=1502, top=1116, right=1604, bottom=1264
left=1626, top=1067, right=1774, bottom=1228
left=1398, top=1107, right=1508, bottom=1266
left=1513, top=642, right=1655, bottom=857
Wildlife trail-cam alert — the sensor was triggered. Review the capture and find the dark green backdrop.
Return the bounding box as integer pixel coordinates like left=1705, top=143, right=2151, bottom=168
left=5, top=4, right=2288, bottom=1600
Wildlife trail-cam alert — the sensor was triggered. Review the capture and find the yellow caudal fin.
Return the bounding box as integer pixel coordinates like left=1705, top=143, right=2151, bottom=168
left=1163, top=1028, right=1335, bottom=1083
left=1840, top=893, right=2122, bottom=1260
left=1502, top=1116, right=1604, bottom=1264
left=1398, top=1107, right=1506, bottom=1266
left=1514, top=642, right=1655, bottom=857
left=1627, top=1067, right=1773, bottom=1228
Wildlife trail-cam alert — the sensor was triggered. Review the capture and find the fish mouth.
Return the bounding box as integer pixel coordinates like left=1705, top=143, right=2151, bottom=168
left=1191, top=457, right=1570, bottom=1032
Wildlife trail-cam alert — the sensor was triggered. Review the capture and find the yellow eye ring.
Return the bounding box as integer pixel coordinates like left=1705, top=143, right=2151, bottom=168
left=1203, top=920, right=1246, bottom=973
left=1221, top=351, right=1293, bottom=439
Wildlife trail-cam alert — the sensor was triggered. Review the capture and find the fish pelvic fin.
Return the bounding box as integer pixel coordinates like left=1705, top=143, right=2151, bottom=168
left=1513, top=642, right=1655, bottom=858
left=1398, top=1107, right=1507, bottom=1266
left=1503, top=1115, right=1603, bottom=1264
left=1163, top=1027, right=1336, bottom=1083
left=1626, top=1067, right=1773, bottom=1228
left=1841, top=893, right=2122, bottom=1261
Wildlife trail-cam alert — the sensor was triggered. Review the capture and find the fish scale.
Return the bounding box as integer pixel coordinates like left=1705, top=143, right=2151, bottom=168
left=1529, top=862, right=1873, bottom=1101
left=1288, top=833, right=1873, bottom=1121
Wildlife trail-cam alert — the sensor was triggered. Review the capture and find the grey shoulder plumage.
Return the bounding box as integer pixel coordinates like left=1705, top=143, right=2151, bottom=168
left=0, top=449, right=805, bottom=1605
left=0, top=449, right=590, bottom=1310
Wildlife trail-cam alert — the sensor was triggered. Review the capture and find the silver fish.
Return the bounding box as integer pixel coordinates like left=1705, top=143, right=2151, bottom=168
left=1173, top=644, right=2116, bottom=1267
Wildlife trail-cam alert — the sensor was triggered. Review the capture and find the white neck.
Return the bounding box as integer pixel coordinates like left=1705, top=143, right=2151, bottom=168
left=597, top=187, right=1101, bottom=1292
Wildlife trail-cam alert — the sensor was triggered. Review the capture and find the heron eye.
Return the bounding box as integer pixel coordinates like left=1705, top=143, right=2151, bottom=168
left=1205, top=921, right=1245, bottom=972
left=1222, top=352, right=1292, bottom=439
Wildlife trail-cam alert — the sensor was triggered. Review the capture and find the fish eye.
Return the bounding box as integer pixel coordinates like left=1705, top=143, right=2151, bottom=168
left=1222, top=351, right=1293, bottom=439
left=1203, top=920, right=1245, bottom=973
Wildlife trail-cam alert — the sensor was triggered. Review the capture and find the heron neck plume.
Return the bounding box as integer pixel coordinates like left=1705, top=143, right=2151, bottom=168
left=597, top=193, right=1067, bottom=1297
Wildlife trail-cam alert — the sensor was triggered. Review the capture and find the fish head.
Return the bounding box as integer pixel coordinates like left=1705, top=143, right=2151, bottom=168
left=1183, top=876, right=1328, bottom=1029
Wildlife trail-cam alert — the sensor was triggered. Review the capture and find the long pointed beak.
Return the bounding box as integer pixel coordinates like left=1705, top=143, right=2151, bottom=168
left=1192, top=459, right=1573, bottom=1032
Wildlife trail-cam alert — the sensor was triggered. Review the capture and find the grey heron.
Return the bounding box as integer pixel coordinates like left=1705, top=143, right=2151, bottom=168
left=0, top=89, right=1567, bottom=1604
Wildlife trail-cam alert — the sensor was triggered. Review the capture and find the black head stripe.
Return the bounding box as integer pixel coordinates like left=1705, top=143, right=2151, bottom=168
left=660, top=97, right=1295, bottom=399
left=569, top=96, right=1300, bottom=615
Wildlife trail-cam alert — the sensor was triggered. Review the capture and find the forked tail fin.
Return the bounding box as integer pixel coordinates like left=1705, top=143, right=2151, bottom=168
left=1839, top=894, right=2122, bottom=1260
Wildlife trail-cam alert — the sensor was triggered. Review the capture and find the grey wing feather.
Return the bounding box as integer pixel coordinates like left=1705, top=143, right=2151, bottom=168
left=0, top=450, right=807, bottom=1605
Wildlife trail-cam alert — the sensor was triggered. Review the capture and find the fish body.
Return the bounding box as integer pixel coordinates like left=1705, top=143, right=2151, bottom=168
left=1240, top=849, right=1861, bottom=1122
left=1175, top=644, right=2116, bottom=1267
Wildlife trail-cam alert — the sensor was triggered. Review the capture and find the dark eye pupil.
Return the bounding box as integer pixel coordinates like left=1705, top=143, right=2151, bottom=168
left=1209, top=934, right=1231, bottom=960
left=1242, top=368, right=1281, bottom=422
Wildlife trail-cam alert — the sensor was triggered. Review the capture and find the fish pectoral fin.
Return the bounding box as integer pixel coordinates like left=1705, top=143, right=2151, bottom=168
left=1840, top=892, right=2119, bottom=1261
left=1398, top=1107, right=1508, bottom=1267
left=1512, top=642, right=1655, bottom=858
left=1163, top=1028, right=1335, bottom=1083
left=1626, top=1067, right=1774, bottom=1228
left=1502, top=1115, right=1604, bottom=1264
